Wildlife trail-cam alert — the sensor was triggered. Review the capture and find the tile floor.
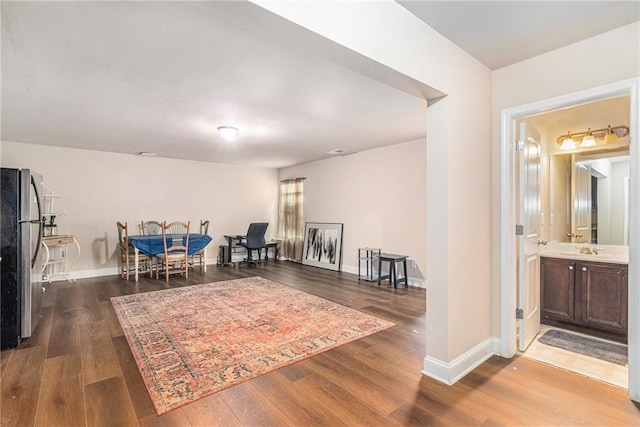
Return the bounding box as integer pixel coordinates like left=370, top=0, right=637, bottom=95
left=520, top=325, right=628, bottom=389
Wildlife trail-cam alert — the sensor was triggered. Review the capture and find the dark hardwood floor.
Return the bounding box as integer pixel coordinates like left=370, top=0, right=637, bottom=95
left=1, top=261, right=639, bottom=426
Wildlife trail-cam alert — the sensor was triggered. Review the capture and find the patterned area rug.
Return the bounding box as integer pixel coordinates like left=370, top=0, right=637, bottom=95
left=111, top=276, right=395, bottom=414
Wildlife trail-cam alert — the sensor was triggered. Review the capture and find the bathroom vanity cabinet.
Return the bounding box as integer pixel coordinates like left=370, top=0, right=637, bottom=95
left=541, top=257, right=628, bottom=342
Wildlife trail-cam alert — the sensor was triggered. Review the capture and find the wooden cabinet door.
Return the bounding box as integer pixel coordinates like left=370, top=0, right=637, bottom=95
left=580, top=262, right=628, bottom=334
left=541, top=258, right=575, bottom=322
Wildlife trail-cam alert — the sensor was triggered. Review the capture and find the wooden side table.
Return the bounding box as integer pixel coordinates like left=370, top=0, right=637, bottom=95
left=377, top=253, right=408, bottom=288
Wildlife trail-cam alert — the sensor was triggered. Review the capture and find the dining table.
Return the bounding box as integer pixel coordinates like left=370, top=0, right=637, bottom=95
left=128, top=233, right=213, bottom=281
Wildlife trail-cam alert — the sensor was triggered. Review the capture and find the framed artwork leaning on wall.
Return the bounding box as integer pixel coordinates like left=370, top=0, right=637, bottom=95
left=302, top=222, right=343, bottom=271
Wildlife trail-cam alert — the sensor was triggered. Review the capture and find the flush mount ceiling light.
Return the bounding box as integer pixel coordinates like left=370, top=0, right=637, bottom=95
left=556, top=125, right=629, bottom=151
left=217, top=126, right=239, bottom=140
left=327, top=148, right=346, bottom=155
left=137, top=152, right=157, bottom=157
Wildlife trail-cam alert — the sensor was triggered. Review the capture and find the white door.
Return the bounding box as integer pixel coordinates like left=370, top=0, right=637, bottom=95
left=572, top=159, right=591, bottom=243
left=517, top=123, right=542, bottom=351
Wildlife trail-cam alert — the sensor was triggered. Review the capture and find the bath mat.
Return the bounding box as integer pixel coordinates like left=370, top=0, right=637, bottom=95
left=538, top=329, right=627, bottom=366
left=111, top=276, right=395, bottom=414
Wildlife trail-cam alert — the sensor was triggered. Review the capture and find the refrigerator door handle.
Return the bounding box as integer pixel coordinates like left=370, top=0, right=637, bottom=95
left=30, top=175, right=44, bottom=269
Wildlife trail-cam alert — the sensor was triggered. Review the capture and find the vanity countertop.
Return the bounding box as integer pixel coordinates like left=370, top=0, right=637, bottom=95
left=540, top=243, right=629, bottom=265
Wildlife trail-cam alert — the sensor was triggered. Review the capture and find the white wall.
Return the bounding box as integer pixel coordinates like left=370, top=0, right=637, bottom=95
left=254, top=0, right=494, bottom=377
left=492, top=21, right=640, bottom=338
left=1, top=141, right=279, bottom=278
left=279, top=139, right=426, bottom=284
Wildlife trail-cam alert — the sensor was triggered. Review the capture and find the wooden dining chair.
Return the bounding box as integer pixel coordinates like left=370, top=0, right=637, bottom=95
left=166, top=221, right=188, bottom=235
left=190, top=219, right=209, bottom=270
left=141, top=220, right=162, bottom=235
left=156, top=220, right=190, bottom=282
left=117, top=221, right=152, bottom=280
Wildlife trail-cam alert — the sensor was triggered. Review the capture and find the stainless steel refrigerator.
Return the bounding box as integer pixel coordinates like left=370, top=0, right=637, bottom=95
left=1, top=168, right=45, bottom=349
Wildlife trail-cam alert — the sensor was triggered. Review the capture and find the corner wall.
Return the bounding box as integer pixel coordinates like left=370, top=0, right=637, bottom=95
left=0, top=141, right=279, bottom=278
left=254, top=0, right=494, bottom=376
left=491, top=21, right=640, bottom=399
left=491, top=21, right=640, bottom=338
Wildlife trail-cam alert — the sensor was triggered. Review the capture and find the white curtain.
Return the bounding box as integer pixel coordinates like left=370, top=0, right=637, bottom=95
left=278, top=178, right=305, bottom=261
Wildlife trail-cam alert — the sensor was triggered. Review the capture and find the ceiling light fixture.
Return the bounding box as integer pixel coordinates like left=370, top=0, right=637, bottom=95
left=556, top=125, right=629, bottom=150
left=217, top=126, right=239, bottom=140
left=327, top=148, right=346, bottom=155
left=137, top=152, right=157, bottom=157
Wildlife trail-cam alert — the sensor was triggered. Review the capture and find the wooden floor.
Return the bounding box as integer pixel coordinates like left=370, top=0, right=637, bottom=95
left=1, top=261, right=639, bottom=426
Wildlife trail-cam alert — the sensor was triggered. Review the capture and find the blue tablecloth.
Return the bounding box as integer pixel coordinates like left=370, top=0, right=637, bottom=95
left=129, top=234, right=212, bottom=256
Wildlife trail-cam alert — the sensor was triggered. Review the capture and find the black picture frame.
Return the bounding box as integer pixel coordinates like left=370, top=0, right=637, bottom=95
left=302, top=222, right=343, bottom=271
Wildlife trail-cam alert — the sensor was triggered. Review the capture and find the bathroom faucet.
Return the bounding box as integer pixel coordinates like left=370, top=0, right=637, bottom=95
left=578, top=245, right=603, bottom=255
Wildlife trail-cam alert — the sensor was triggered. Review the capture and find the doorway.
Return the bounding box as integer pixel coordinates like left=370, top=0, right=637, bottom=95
left=516, top=96, right=630, bottom=388
left=499, top=78, right=640, bottom=401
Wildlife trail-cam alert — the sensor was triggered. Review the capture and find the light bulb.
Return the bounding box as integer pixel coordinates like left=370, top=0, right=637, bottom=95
left=581, top=129, right=596, bottom=147
left=558, top=131, right=576, bottom=150
left=560, top=137, right=576, bottom=150
left=604, top=125, right=618, bottom=145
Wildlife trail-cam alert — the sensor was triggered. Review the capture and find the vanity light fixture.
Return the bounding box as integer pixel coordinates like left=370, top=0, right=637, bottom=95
left=217, top=126, right=239, bottom=140
left=580, top=128, right=596, bottom=147
left=604, top=125, right=619, bottom=145
left=559, top=132, right=576, bottom=151
left=557, top=125, right=629, bottom=150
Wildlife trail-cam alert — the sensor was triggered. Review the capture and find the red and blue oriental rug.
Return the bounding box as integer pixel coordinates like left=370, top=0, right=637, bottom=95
left=111, top=276, right=395, bottom=414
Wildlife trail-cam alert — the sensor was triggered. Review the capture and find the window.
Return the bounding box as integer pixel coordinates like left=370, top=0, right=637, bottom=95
left=278, top=178, right=305, bottom=260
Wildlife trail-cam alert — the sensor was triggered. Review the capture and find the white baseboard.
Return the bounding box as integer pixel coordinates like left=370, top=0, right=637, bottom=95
left=62, top=257, right=219, bottom=281
left=492, top=336, right=501, bottom=354
left=57, top=259, right=426, bottom=288
left=422, top=337, right=497, bottom=385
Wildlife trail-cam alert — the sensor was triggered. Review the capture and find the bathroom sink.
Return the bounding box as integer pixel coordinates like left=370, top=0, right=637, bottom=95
left=542, top=251, right=618, bottom=261
left=555, top=251, right=609, bottom=257
left=541, top=246, right=628, bottom=264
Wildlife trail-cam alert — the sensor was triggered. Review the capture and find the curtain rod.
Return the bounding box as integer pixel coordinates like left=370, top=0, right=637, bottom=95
left=280, top=177, right=306, bottom=183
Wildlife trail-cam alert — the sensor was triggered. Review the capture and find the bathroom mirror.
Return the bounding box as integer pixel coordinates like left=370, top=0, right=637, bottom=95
left=549, top=147, right=629, bottom=245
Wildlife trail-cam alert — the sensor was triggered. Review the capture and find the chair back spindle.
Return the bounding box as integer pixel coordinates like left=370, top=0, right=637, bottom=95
left=141, top=220, right=162, bottom=235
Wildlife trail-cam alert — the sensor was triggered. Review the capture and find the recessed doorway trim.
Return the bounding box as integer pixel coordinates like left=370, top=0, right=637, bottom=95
left=499, top=77, right=640, bottom=401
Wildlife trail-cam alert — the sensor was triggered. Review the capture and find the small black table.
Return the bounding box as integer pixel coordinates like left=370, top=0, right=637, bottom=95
left=219, top=235, right=245, bottom=267
left=265, top=240, right=280, bottom=262
left=219, top=236, right=280, bottom=266
left=377, top=253, right=408, bottom=288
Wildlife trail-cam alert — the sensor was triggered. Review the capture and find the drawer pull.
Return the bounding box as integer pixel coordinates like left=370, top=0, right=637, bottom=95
left=582, top=267, right=587, bottom=272
left=568, top=266, right=574, bottom=270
